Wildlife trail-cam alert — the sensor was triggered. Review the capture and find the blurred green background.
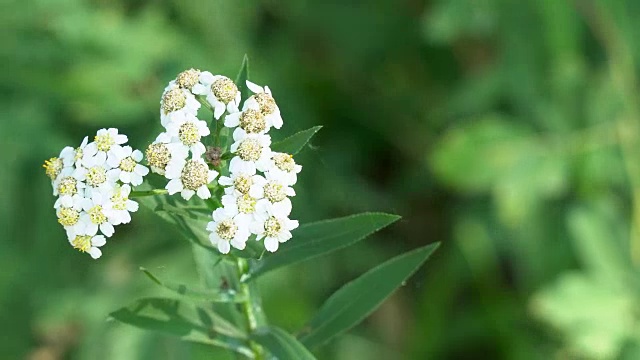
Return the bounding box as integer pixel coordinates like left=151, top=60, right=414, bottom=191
left=4, top=0, right=640, bottom=359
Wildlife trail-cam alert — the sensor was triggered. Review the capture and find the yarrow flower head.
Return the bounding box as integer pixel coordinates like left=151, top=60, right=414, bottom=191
left=157, top=112, right=210, bottom=158
left=207, top=208, right=251, bottom=254
left=193, top=72, right=240, bottom=119
left=160, top=83, right=201, bottom=127
left=229, top=132, right=272, bottom=174
left=251, top=213, right=299, bottom=252
left=44, top=129, right=147, bottom=259
left=165, top=157, right=218, bottom=200
left=243, top=80, right=283, bottom=129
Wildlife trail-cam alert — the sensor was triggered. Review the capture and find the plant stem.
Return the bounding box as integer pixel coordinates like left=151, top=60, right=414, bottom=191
left=236, top=258, right=265, bottom=359
left=129, top=189, right=168, bottom=198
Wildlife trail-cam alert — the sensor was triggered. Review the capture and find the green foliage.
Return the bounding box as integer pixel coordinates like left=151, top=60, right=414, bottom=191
left=271, top=126, right=323, bottom=155
left=299, top=243, right=440, bottom=349
left=251, top=327, right=317, bottom=360
left=247, top=213, right=401, bottom=281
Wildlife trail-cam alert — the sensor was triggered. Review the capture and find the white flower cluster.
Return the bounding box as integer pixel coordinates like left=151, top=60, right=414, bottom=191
left=210, top=81, right=301, bottom=254
left=44, top=129, right=149, bottom=259
left=148, top=69, right=220, bottom=200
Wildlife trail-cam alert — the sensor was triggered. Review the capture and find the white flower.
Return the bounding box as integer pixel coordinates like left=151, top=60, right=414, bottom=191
left=218, top=168, right=264, bottom=195
left=60, top=136, right=89, bottom=168
left=193, top=72, right=240, bottom=119
left=224, top=108, right=269, bottom=135
left=206, top=208, right=251, bottom=254
left=221, top=192, right=260, bottom=224
left=43, top=156, right=65, bottom=190
left=55, top=194, right=86, bottom=239
left=244, top=80, right=283, bottom=129
left=251, top=213, right=298, bottom=252
left=145, top=141, right=176, bottom=175
left=53, top=167, right=86, bottom=206
left=249, top=173, right=295, bottom=217
left=68, top=233, right=107, bottom=259
left=74, top=162, right=113, bottom=196
left=160, top=83, right=200, bottom=127
left=83, top=128, right=128, bottom=168
left=106, top=145, right=149, bottom=186
left=79, top=191, right=117, bottom=237
left=157, top=112, right=209, bottom=158
left=229, top=132, right=272, bottom=174
left=102, top=184, right=139, bottom=225
left=264, top=152, right=302, bottom=186
left=165, top=158, right=218, bottom=200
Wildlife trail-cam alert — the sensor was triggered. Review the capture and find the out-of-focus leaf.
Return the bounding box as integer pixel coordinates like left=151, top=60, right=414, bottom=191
left=251, top=326, right=316, bottom=360
left=298, top=243, right=440, bottom=348
left=109, top=297, right=251, bottom=357
left=531, top=273, right=635, bottom=360
left=235, top=54, right=250, bottom=101
left=246, top=213, right=401, bottom=281
left=140, top=267, right=245, bottom=303
left=271, top=126, right=322, bottom=155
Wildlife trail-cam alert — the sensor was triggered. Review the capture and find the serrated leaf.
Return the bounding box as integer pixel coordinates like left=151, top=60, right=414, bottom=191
left=251, top=326, right=316, bottom=360
left=246, top=213, right=400, bottom=281
left=271, top=126, right=322, bottom=155
left=109, top=297, right=251, bottom=357
left=298, top=243, right=440, bottom=349
left=235, top=54, right=250, bottom=101
left=140, top=267, right=245, bottom=303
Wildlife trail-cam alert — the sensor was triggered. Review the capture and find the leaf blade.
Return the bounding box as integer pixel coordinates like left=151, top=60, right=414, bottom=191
left=271, top=126, right=322, bottom=155
left=109, top=297, right=251, bottom=356
left=235, top=54, right=250, bottom=101
left=247, top=213, right=401, bottom=281
left=298, top=243, right=440, bottom=349
left=251, top=326, right=316, bottom=360
left=140, top=268, right=245, bottom=303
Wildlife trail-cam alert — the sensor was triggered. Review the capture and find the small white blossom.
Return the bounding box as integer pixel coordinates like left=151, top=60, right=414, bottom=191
left=218, top=170, right=265, bottom=196
left=224, top=108, right=269, bottom=135
left=249, top=173, right=295, bottom=218
left=160, top=83, right=201, bottom=127
left=165, top=158, right=218, bottom=200
left=206, top=208, right=251, bottom=254
left=145, top=141, right=177, bottom=175
left=264, top=152, right=302, bottom=186
left=83, top=128, right=128, bottom=168
left=106, top=146, right=149, bottom=186
left=157, top=112, right=209, bottom=158
left=244, top=80, right=283, bottom=129
left=60, top=136, right=89, bottom=168
left=56, top=194, right=86, bottom=239
left=229, top=132, right=272, bottom=174
left=53, top=167, right=86, bottom=206
left=74, top=162, right=113, bottom=196
left=193, top=72, right=240, bottom=119
left=251, top=213, right=298, bottom=252
left=79, top=191, right=118, bottom=237
left=221, top=192, right=260, bottom=224
left=68, top=233, right=107, bottom=259
left=103, top=184, right=139, bottom=225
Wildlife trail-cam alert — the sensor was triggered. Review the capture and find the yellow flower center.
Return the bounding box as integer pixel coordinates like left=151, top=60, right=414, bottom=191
left=72, top=235, right=92, bottom=253
left=239, top=109, right=267, bottom=134
left=162, top=88, right=187, bottom=114
left=74, top=147, right=83, bottom=162
left=264, top=216, right=282, bottom=237
left=57, top=176, right=77, bottom=196
left=43, top=157, right=63, bottom=180
left=179, top=122, right=200, bottom=146
left=57, top=207, right=80, bottom=226
left=88, top=205, right=107, bottom=224
left=233, top=175, right=253, bottom=194
left=111, top=190, right=128, bottom=211
left=273, top=153, right=295, bottom=172
left=95, top=133, right=115, bottom=152
left=264, top=182, right=286, bottom=203
left=86, top=166, right=107, bottom=187
left=176, top=68, right=200, bottom=89
left=146, top=143, right=171, bottom=171
left=211, top=77, right=237, bottom=104
left=253, top=92, right=277, bottom=115
left=216, top=219, right=238, bottom=240
left=237, top=139, right=261, bottom=162
left=237, top=194, right=256, bottom=214
left=181, top=160, right=208, bottom=190
left=119, top=157, right=137, bottom=172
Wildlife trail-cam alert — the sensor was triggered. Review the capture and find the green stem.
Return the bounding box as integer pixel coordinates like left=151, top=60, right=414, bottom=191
left=129, top=189, right=168, bottom=198
left=236, top=258, right=265, bottom=359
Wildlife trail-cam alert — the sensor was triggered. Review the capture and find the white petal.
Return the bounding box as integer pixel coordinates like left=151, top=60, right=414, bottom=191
left=92, top=235, right=107, bottom=247
left=119, top=171, right=131, bottom=184
left=214, top=102, right=225, bottom=119
left=218, top=240, right=231, bottom=254
left=197, top=186, right=211, bottom=199
left=264, top=237, right=279, bottom=252
left=246, top=80, right=263, bottom=93
left=224, top=112, right=241, bottom=128
left=89, top=247, right=102, bottom=259
left=181, top=189, right=195, bottom=200
left=126, top=200, right=139, bottom=212
left=100, top=223, right=115, bottom=237
left=166, top=179, right=184, bottom=194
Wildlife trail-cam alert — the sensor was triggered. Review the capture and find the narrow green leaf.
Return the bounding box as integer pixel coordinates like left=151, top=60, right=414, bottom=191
left=298, top=243, right=440, bottom=349
left=246, top=213, right=401, bottom=281
left=140, top=267, right=245, bottom=303
left=271, top=126, right=322, bottom=155
left=251, top=326, right=316, bottom=360
left=235, top=54, right=250, bottom=101
left=109, top=297, right=251, bottom=357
